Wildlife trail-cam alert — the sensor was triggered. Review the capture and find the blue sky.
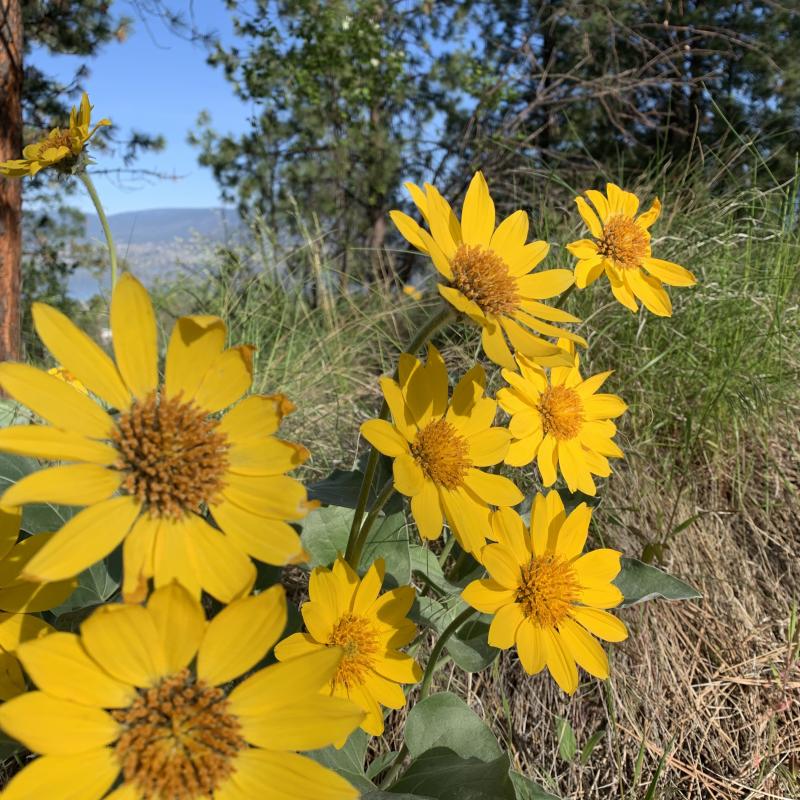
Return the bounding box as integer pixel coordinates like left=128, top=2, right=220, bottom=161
left=29, top=2, right=249, bottom=215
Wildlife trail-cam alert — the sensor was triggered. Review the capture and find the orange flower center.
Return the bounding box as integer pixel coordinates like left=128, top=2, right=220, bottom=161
left=328, top=613, right=379, bottom=688
left=537, top=385, right=584, bottom=441
left=410, top=417, right=471, bottom=489
left=597, top=214, right=648, bottom=270
left=450, top=244, right=519, bottom=316
left=113, top=669, right=245, bottom=800
left=516, top=554, right=580, bottom=627
left=113, top=390, right=230, bottom=519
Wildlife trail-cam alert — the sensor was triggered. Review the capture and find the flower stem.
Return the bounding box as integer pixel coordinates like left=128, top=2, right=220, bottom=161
left=378, top=604, right=478, bottom=789
left=437, top=534, right=456, bottom=567
left=346, top=478, right=395, bottom=569
left=344, top=305, right=455, bottom=567
left=554, top=283, right=575, bottom=310
left=79, top=171, right=118, bottom=290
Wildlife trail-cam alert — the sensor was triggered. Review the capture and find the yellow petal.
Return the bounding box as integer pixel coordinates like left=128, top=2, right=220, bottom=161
left=393, top=453, right=424, bottom=496
left=0, top=691, right=118, bottom=755
left=0, top=426, right=118, bottom=465
left=516, top=269, right=575, bottom=300
left=165, top=315, right=226, bottom=401
left=578, top=582, right=624, bottom=609
left=0, top=611, right=51, bottom=652
left=373, top=650, right=421, bottom=685
left=273, top=632, right=325, bottom=661
left=81, top=604, right=168, bottom=687
left=211, top=497, right=303, bottom=564
left=543, top=627, right=579, bottom=694
left=490, top=209, right=529, bottom=254
left=461, top=171, right=495, bottom=246
left=467, top=428, right=510, bottom=467
left=193, top=345, right=255, bottom=413
left=627, top=269, right=672, bottom=317
left=490, top=506, right=530, bottom=562
left=121, top=514, right=158, bottom=603
left=147, top=583, right=206, bottom=674
left=537, top=435, right=558, bottom=486
left=440, top=486, right=490, bottom=555
left=585, top=189, right=610, bottom=222
left=227, top=436, right=307, bottom=476
left=462, top=578, right=515, bottom=613
left=636, top=197, right=661, bottom=228
left=152, top=515, right=201, bottom=598
left=573, top=549, right=623, bottom=586
left=481, top=322, right=515, bottom=369
left=379, top=376, right=416, bottom=439
left=449, top=364, right=486, bottom=417
left=481, top=543, right=522, bottom=589
left=0, top=364, right=114, bottom=439
left=499, top=318, right=573, bottom=367
left=557, top=617, right=609, bottom=679
left=198, top=584, right=286, bottom=686
left=219, top=393, right=294, bottom=442
left=390, top=210, right=429, bottom=253
left=505, top=240, right=549, bottom=276
left=410, top=479, right=444, bottom=540
left=566, top=239, right=599, bottom=260
left=223, top=748, right=359, bottom=800
left=504, top=434, right=541, bottom=468
left=183, top=514, right=256, bottom=603
left=424, top=183, right=459, bottom=258
left=360, top=419, right=409, bottom=457
left=575, top=256, right=604, bottom=288
left=569, top=607, right=628, bottom=642
left=1, top=749, right=120, bottom=800
left=488, top=602, right=524, bottom=648
left=438, top=284, right=487, bottom=326
left=516, top=619, right=546, bottom=674
left=110, top=273, right=158, bottom=399
left=463, top=469, right=523, bottom=506
left=554, top=503, right=592, bottom=560
left=31, top=302, right=130, bottom=410
left=221, top=473, right=310, bottom=521
left=2, top=464, right=121, bottom=508
left=16, top=632, right=134, bottom=708
left=352, top=559, right=385, bottom=616
left=642, top=257, right=696, bottom=287
left=23, top=496, right=140, bottom=583
left=575, top=197, right=602, bottom=238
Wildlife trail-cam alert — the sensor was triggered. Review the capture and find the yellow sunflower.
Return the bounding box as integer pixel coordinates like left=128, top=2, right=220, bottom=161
left=567, top=183, right=697, bottom=316
left=360, top=345, right=523, bottom=554
left=463, top=492, right=628, bottom=694
left=0, top=505, right=77, bottom=700
left=0, top=92, right=110, bottom=178
left=391, top=172, right=584, bottom=368
left=497, top=340, right=626, bottom=496
left=0, top=273, right=316, bottom=603
left=0, top=582, right=362, bottom=799
left=275, top=557, right=421, bottom=737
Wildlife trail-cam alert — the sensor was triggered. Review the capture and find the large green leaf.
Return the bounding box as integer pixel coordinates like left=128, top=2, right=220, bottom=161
left=404, top=692, right=502, bottom=762
left=52, top=559, right=119, bottom=618
left=389, top=749, right=515, bottom=800
left=307, top=729, right=374, bottom=793
left=614, top=557, right=701, bottom=608
left=509, top=772, right=561, bottom=800
left=301, top=506, right=410, bottom=585
left=307, top=465, right=403, bottom=513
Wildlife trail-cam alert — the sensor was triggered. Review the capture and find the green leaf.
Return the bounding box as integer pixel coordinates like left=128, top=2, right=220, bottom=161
left=447, top=615, right=500, bottom=673
left=389, top=749, right=515, bottom=800
left=509, top=772, right=561, bottom=800
left=404, top=692, right=502, bottom=762
left=409, top=544, right=459, bottom=596
left=579, top=729, right=605, bottom=765
left=307, top=729, right=374, bottom=793
left=301, top=505, right=410, bottom=585
left=52, top=559, right=119, bottom=617
left=307, top=466, right=403, bottom=513
left=554, top=716, right=577, bottom=762
left=614, top=557, right=701, bottom=608
left=365, top=750, right=401, bottom=780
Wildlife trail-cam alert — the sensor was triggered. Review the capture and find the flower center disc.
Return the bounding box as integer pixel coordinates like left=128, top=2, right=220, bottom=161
left=451, top=244, right=519, bottom=315
left=113, top=391, right=230, bottom=519
left=537, top=385, right=583, bottom=441
left=410, top=418, right=471, bottom=489
left=113, top=670, right=245, bottom=800
left=328, top=614, right=379, bottom=688
left=516, top=554, right=580, bottom=627
left=597, top=215, right=649, bottom=270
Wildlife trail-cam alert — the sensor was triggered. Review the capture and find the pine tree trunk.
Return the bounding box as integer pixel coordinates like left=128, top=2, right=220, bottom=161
left=0, top=0, right=22, bottom=362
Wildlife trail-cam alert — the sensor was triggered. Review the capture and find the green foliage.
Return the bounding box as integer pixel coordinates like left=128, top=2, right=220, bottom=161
left=614, top=558, right=702, bottom=608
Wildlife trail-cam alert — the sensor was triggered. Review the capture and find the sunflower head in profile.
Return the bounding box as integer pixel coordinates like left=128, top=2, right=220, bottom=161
left=390, top=171, right=585, bottom=368
left=360, top=344, right=523, bottom=554
left=462, top=491, right=628, bottom=694
left=0, top=582, right=362, bottom=800
left=567, top=183, right=697, bottom=316
left=275, top=557, right=421, bottom=737
left=0, top=273, right=316, bottom=604
left=497, top=339, right=627, bottom=495
left=0, top=92, right=110, bottom=178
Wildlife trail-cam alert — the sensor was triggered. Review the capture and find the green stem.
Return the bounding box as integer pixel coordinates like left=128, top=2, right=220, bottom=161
left=344, top=305, right=456, bottom=566
left=446, top=548, right=470, bottom=581
left=379, top=604, right=478, bottom=789
left=346, top=478, right=395, bottom=569
left=79, top=171, right=118, bottom=290
left=554, top=283, right=575, bottom=310
left=437, top=534, right=455, bottom=568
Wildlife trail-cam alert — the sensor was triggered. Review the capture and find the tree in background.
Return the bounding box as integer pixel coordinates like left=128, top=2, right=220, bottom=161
left=197, top=0, right=800, bottom=293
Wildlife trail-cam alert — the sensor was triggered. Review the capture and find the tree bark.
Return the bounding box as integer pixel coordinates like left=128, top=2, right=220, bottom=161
left=0, top=0, right=22, bottom=362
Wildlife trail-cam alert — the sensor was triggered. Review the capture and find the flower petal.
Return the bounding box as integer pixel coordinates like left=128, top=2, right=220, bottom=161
left=2, top=464, right=121, bottom=508
left=198, top=584, right=286, bottom=686
left=110, top=273, right=158, bottom=399
left=0, top=364, right=114, bottom=439
left=393, top=453, right=425, bottom=496
left=642, top=257, right=697, bottom=287
left=516, top=270, right=575, bottom=300
left=481, top=543, right=522, bottom=589
left=557, top=617, right=609, bottom=679
left=462, top=578, right=516, bottom=613
left=31, top=302, right=130, bottom=410
left=463, top=469, right=523, bottom=506
left=516, top=619, right=546, bottom=674
left=193, top=346, right=255, bottom=413
left=389, top=209, right=429, bottom=253
left=467, top=428, right=510, bottom=467
left=0, top=426, right=119, bottom=465
left=488, top=602, right=524, bottom=648
left=461, top=171, right=495, bottom=247
left=554, top=503, right=592, bottom=560
left=146, top=583, right=206, bottom=675
left=219, top=394, right=294, bottom=442
left=360, top=419, right=409, bottom=457
left=165, top=315, right=226, bottom=401
left=569, top=607, right=628, bottom=642
left=410, top=478, right=444, bottom=540
left=543, top=627, right=579, bottom=694
left=575, top=197, right=603, bottom=238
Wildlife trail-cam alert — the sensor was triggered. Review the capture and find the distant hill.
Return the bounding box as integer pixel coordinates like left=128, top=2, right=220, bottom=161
left=72, top=207, right=241, bottom=299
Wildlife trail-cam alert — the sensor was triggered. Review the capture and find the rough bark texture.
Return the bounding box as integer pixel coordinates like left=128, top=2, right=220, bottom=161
left=0, top=0, right=22, bottom=362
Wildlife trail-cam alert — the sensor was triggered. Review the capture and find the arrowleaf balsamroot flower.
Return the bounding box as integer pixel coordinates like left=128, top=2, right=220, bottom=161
left=0, top=583, right=362, bottom=800
left=567, top=183, right=697, bottom=316
left=0, top=505, right=77, bottom=700
left=463, top=492, right=628, bottom=694
left=0, top=273, right=316, bottom=603
left=0, top=92, right=110, bottom=178
left=361, top=345, right=523, bottom=554
left=497, top=340, right=627, bottom=495
left=275, top=557, right=421, bottom=737
left=391, top=171, right=585, bottom=368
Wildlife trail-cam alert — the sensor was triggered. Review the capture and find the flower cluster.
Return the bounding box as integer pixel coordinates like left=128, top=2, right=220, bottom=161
left=0, top=94, right=698, bottom=797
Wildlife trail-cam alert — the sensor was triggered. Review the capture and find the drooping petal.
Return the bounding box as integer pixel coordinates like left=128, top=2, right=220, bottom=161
left=557, top=617, right=609, bottom=679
